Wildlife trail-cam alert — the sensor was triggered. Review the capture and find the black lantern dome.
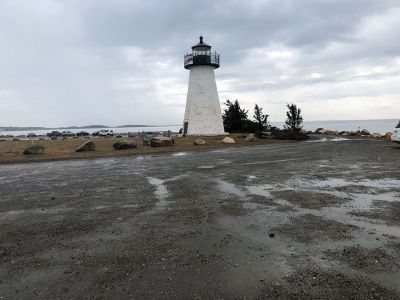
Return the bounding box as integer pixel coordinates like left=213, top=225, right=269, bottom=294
left=184, top=36, right=220, bottom=69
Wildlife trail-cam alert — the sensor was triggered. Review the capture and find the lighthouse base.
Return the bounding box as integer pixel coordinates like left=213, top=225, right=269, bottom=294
left=183, top=65, right=226, bottom=136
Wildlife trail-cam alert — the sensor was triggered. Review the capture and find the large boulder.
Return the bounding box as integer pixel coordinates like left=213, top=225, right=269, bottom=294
left=220, top=137, right=235, bottom=144
left=150, top=136, right=174, bottom=147
left=360, top=129, right=370, bottom=136
left=112, top=140, right=137, bottom=150
left=316, top=128, right=329, bottom=134
left=385, top=132, right=393, bottom=141
left=23, top=145, right=44, bottom=155
left=371, top=133, right=382, bottom=139
left=245, top=133, right=256, bottom=142
left=194, top=139, right=206, bottom=145
left=349, top=131, right=357, bottom=136
left=76, top=141, right=96, bottom=152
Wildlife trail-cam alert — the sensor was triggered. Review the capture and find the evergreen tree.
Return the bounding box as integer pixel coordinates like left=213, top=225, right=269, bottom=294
left=253, top=104, right=269, bottom=136
left=284, top=103, right=303, bottom=133
left=222, top=99, right=249, bottom=132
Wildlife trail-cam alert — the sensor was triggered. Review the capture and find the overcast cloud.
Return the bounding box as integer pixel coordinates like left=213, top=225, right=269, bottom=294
left=0, top=0, right=399, bottom=126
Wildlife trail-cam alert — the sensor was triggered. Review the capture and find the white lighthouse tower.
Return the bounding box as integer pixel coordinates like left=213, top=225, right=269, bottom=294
left=183, top=36, right=226, bottom=136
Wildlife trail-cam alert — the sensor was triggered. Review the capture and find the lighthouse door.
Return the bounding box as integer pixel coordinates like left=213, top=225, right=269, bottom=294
left=183, top=122, right=188, bottom=136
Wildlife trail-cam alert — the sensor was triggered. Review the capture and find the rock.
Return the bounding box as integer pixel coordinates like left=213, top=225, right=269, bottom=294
left=23, top=145, right=44, bottom=155
left=51, top=136, right=57, bottom=140
left=112, top=140, right=137, bottom=150
left=115, top=135, right=123, bottom=138
left=371, top=133, right=382, bottom=139
left=128, top=132, right=136, bottom=137
left=220, top=137, right=235, bottom=144
left=349, top=131, right=357, bottom=136
left=264, top=131, right=272, bottom=136
left=76, top=141, right=96, bottom=152
left=339, top=131, right=349, bottom=136
left=13, top=138, right=19, bottom=141
left=194, top=139, right=206, bottom=145
left=150, top=136, right=174, bottom=147
left=245, top=133, right=256, bottom=142
left=385, top=132, right=393, bottom=141
left=316, top=128, right=328, bottom=134
left=360, top=129, right=370, bottom=136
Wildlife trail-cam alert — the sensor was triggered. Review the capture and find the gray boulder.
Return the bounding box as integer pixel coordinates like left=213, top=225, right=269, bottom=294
left=360, top=129, right=370, bottom=136
left=23, top=145, right=44, bottom=155
left=194, top=139, right=206, bottom=145
left=76, top=141, right=96, bottom=152
left=245, top=133, right=256, bottom=142
left=112, top=140, right=137, bottom=150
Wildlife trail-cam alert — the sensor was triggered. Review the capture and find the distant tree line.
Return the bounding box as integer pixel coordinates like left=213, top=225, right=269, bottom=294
left=222, top=100, right=308, bottom=140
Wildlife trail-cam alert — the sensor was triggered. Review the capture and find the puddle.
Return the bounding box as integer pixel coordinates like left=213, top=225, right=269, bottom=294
left=241, top=158, right=302, bottom=166
left=0, top=207, right=74, bottom=221
left=147, top=177, right=168, bottom=208
left=216, top=179, right=246, bottom=198
left=242, top=202, right=259, bottom=209
left=290, top=177, right=400, bottom=191
left=172, top=152, right=187, bottom=157
left=120, top=204, right=139, bottom=209
left=246, top=184, right=274, bottom=198
left=198, top=165, right=216, bottom=169
left=307, top=137, right=350, bottom=142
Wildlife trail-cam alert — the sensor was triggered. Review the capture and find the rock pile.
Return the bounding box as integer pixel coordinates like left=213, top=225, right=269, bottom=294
left=314, top=128, right=393, bottom=140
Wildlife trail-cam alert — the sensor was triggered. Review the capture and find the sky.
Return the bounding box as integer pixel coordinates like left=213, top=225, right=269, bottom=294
left=0, top=0, right=400, bottom=127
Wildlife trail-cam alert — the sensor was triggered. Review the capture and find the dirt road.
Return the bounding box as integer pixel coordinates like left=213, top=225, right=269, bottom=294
left=1, top=138, right=399, bottom=299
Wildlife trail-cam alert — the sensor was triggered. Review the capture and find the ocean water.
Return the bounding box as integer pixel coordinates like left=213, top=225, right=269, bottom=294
left=0, top=125, right=181, bottom=137
left=1, top=119, right=398, bottom=136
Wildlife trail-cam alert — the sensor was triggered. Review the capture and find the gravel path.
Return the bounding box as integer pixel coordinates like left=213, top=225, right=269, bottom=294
left=1, top=138, right=399, bottom=299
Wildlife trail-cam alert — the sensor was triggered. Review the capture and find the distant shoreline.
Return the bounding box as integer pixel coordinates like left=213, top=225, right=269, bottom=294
left=0, top=124, right=181, bottom=132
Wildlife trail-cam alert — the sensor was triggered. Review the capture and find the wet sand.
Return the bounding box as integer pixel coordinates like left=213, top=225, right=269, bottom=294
left=0, top=138, right=399, bottom=298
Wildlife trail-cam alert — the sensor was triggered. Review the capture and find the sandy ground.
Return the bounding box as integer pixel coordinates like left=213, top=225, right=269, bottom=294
left=0, top=134, right=288, bottom=164
left=0, top=138, right=400, bottom=299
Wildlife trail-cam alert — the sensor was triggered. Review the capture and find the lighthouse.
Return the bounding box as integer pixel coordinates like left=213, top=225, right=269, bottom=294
left=183, top=36, right=226, bottom=136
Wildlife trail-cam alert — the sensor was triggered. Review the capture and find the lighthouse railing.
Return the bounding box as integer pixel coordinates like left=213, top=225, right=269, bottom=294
left=184, top=52, right=219, bottom=67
